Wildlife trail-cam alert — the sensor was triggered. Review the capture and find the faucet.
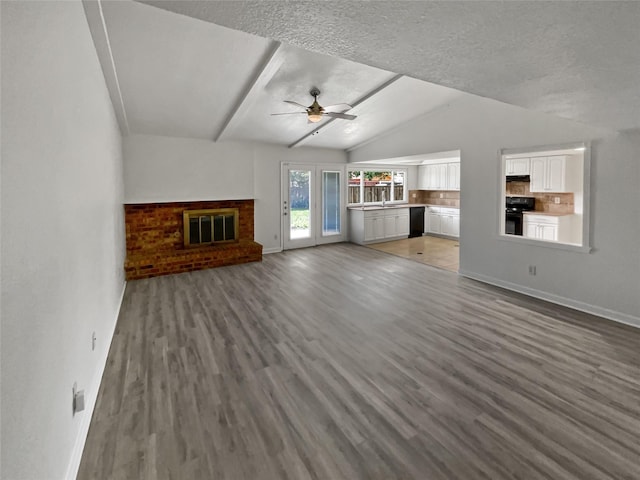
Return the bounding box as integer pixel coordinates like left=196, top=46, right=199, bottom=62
left=381, top=190, right=386, bottom=206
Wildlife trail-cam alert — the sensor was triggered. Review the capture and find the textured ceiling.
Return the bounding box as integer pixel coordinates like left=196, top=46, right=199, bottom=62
left=89, top=0, right=469, bottom=148
left=139, top=0, right=640, bottom=132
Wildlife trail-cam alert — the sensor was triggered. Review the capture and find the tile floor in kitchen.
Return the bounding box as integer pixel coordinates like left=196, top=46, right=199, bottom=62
left=366, top=235, right=459, bottom=272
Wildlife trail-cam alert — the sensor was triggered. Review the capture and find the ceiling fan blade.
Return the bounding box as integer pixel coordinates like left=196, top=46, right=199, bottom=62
left=325, top=112, right=357, bottom=120
left=322, top=103, right=353, bottom=112
left=283, top=100, right=309, bottom=110
left=271, top=112, right=308, bottom=116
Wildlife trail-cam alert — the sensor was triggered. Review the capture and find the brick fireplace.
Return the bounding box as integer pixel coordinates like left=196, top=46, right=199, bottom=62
left=124, top=200, right=262, bottom=280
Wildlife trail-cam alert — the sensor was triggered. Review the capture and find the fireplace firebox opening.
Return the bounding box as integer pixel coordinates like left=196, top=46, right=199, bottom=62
left=183, top=208, right=239, bottom=247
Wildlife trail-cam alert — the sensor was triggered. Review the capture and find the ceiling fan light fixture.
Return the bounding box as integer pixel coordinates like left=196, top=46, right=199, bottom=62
left=273, top=88, right=356, bottom=124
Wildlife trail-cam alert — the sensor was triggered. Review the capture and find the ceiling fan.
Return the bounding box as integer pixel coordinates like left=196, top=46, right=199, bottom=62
left=271, top=88, right=357, bottom=123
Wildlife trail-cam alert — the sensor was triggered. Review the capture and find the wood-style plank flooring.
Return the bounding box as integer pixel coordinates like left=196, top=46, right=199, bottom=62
left=367, top=235, right=459, bottom=271
left=78, top=243, right=640, bottom=480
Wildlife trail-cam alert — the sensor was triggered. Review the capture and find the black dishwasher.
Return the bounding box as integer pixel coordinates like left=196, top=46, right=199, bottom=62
left=409, top=206, right=425, bottom=238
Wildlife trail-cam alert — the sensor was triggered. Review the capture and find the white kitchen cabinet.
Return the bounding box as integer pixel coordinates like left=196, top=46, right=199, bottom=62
left=426, top=206, right=459, bottom=238
left=530, top=157, right=546, bottom=192
left=383, top=215, right=397, bottom=239
left=426, top=165, right=440, bottom=190
left=427, top=208, right=441, bottom=233
left=395, top=211, right=410, bottom=237
left=441, top=210, right=460, bottom=237
left=505, top=158, right=530, bottom=175
left=418, top=165, right=429, bottom=189
left=418, top=166, right=430, bottom=190
left=525, top=222, right=538, bottom=239
left=349, top=208, right=410, bottom=245
left=418, top=162, right=460, bottom=191
left=437, top=164, right=448, bottom=189
left=364, top=215, right=385, bottom=242
left=419, top=164, right=442, bottom=190
left=523, top=213, right=573, bottom=243
left=529, top=155, right=578, bottom=193
left=447, top=163, right=460, bottom=190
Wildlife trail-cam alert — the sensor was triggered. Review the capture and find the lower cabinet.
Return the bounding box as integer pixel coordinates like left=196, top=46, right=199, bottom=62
left=364, top=214, right=385, bottom=242
left=349, top=208, right=410, bottom=245
left=523, top=214, right=573, bottom=243
left=428, top=211, right=441, bottom=233
left=441, top=213, right=460, bottom=237
left=385, top=211, right=409, bottom=239
left=426, top=207, right=460, bottom=238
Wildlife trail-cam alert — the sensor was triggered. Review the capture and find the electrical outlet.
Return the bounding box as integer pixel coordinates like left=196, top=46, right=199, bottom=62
left=439, top=193, right=444, bottom=198
left=554, top=197, right=560, bottom=204
left=72, top=382, right=85, bottom=415
left=412, top=193, right=417, bottom=198
left=528, top=265, right=536, bottom=275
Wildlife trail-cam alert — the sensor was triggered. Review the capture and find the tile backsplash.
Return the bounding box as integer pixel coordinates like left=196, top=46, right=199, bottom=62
left=506, top=181, right=574, bottom=214
left=409, top=186, right=573, bottom=213
left=409, top=190, right=460, bottom=207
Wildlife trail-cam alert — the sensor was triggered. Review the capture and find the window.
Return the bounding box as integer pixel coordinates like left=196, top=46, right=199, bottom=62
left=499, top=142, right=590, bottom=251
left=347, top=168, right=407, bottom=205
left=322, top=171, right=341, bottom=236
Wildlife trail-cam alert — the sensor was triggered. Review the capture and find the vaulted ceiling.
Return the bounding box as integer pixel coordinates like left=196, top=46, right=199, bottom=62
left=86, top=0, right=640, bottom=150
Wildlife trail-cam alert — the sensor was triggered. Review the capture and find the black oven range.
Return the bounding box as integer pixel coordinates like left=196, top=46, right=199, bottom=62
left=505, top=196, right=535, bottom=236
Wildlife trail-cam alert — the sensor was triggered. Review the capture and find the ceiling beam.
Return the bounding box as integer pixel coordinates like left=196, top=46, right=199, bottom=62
left=288, top=74, right=403, bottom=149
left=82, top=0, right=130, bottom=136
left=215, top=42, right=284, bottom=142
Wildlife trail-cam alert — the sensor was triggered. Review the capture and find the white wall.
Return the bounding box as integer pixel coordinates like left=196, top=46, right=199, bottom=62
left=124, top=134, right=256, bottom=202
left=1, top=2, right=126, bottom=479
left=123, top=134, right=347, bottom=252
left=350, top=95, right=640, bottom=326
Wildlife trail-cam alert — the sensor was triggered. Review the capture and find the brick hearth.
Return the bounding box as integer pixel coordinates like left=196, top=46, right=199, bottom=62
left=124, top=200, right=262, bottom=280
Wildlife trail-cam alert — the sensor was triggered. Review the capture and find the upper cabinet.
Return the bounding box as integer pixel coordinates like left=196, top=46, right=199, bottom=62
left=447, top=162, right=460, bottom=190
left=505, top=158, right=530, bottom=175
left=530, top=155, right=578, bottom=192
left=418, top=162, right=460, bottom=191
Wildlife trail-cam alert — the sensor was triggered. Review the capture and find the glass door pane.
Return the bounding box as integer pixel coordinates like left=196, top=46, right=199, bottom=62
left=322, top=171, right=340, bottom=236
left=289, top=169, right=311, bottom=240
left=283, top=164, right=344, bottom=250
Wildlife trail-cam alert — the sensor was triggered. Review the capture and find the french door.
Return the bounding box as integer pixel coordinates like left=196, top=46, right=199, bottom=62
left=282, top=164, right=345, bottom=250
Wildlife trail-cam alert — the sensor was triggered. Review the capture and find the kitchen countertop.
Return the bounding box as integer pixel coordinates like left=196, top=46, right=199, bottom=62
left=348, top=204, right=428, bottom=211
left=348, top=203, right=460, bottom=211
left=523, top=211, right=574, bottom=216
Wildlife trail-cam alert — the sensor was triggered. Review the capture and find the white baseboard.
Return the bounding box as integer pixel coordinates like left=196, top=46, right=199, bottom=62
left=65, top=281, right=127, bottom=480
left=459, top=269, right=640, bottom=329
left=263, top=246, right=283, bottom=255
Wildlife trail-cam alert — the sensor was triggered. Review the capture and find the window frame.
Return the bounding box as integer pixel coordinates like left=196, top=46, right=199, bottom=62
left=347, top=167, right=409, bottom=206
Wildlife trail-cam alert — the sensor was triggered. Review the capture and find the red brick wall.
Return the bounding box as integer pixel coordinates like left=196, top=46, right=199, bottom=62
left=124, top=200, right=261, bottom=280
left=125, top=200, right=255, bottom=252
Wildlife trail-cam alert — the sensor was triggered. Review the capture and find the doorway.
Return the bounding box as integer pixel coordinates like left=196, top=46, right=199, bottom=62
left=282, top=163, right=345, bottom=250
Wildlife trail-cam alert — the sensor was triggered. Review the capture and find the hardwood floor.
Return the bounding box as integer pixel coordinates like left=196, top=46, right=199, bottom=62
left=367, top=235, right=460, bottom=271
left=78, top=243, right=640, bottom=480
